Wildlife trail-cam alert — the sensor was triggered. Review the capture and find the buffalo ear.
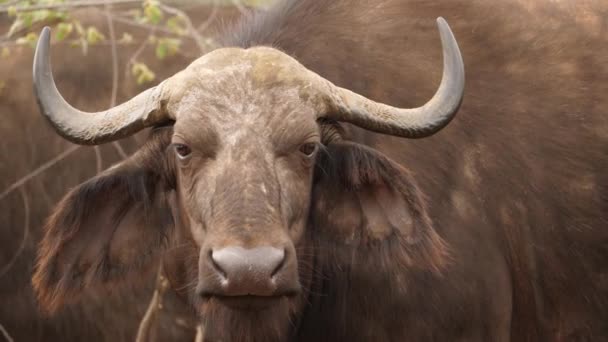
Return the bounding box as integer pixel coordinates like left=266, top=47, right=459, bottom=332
left=311, top=142, right=447, bottom=272
left=33, top=140, right=174, bottom=313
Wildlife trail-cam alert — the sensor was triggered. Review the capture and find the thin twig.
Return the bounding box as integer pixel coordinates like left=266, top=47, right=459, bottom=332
left=124, top=25, right=155, bottom=81
left=111, top=14, right=186, bottom=37
left=0, top=322, right=14, bottom=342
left=0, top=0, right=142, bottom=14
left=197, top=0, right=219, bottom=33
left=194, top=325, right=204, bottom=342
left=159, top=3, right=206, bottom=53
left=93, top=146, right=103, bottom=173
left=112, top=139, right=129, bottom=159
left=106, top=8, right=119, bottom=107
left=135, top=264, right=169, bottom=342
left=230, top=0, right=249, bottom=16
left=105, top=6, right=129, bottom=160
left=136, top=288, right=160, bottom=342
left=0, top=0, right=21, bottom=9
left=0, top=39, right=139, bottom=48
left=0, top=188, right=29, bottom=279
left=129, top=27, right=155, bottom=65
left=0, top=145, right=80, bottom=202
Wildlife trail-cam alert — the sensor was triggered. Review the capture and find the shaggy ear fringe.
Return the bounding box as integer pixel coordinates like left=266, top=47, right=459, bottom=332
left=32, top=171, right=169, bottom=313
left=33, top=129, right=174, bottom=314
left=313, top=142, right=450, bottom=276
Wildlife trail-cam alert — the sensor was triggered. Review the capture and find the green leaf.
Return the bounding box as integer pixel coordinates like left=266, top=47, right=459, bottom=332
left=166, top=15, right=187, bottom=36
left=132, top=62, right=156, bottom=85
left=143, top=1, right=163, bottom=25
left=86, top=26, right=105, bottom=45
left=73, top=20, right=85, bottom=36
left=155, top=43, right=166, bottom=59
left=16, top=32, right=38, bottom=48
left=7, top=12, right=33, bottom=37
left=22, top=12, right=33, bottom=28
left=155, top=37, right=180, bottom=60
left=7, top=6, right=17, bottom=17
left=119, top=32, right=133, bottom=44
left=48, top=10, right=69, bottom=21
left=31, top=9, right=52, bottom=22
left=55, top=22, right=73, bottom=41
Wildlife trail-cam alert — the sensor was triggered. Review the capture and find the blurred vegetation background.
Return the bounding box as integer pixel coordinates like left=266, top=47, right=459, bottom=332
left=0, top=0, right=275, bottom=89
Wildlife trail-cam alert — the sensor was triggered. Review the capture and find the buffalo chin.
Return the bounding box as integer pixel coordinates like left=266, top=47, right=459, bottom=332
left=199, top=296, right=293, bottom=342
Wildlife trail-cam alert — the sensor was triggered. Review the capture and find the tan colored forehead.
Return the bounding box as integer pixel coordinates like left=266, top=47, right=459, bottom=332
left=190, top=47, right=303, bottom=70
left=163, top=46, right=327, bottom=120
left=188, top=47, right=313, bottom=86
left=164, top=47, right=320, bottom=101
left=167, top=47, right=321, bottom=144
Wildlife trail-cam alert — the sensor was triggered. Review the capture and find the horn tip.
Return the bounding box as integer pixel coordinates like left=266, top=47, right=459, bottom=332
left=36, top=26, right=51, bottom=52
left=436, top=17, right=451, bottom=31
left=40, top=26, right=51, bottom=40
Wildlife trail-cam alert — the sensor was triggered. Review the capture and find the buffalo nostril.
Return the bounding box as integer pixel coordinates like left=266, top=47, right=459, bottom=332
left=208, top=249, right=227, bottom=280
left=270, top=248, right=287, bottom=278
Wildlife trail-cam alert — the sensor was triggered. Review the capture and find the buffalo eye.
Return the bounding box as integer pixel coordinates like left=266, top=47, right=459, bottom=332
left=299, top=143, right=318, bottom=157
left=173, top=144, right=192, bottom=159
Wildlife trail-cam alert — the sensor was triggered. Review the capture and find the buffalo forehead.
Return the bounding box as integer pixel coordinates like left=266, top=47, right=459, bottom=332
left=169, top=47, right=321, bottom=148
left=174, top=46, right=316, bottom=93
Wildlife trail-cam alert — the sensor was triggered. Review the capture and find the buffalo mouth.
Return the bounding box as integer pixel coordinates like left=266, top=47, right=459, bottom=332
left=197, top=292, right=301, bottom=312
left=212, top=295, right=289, bottom=311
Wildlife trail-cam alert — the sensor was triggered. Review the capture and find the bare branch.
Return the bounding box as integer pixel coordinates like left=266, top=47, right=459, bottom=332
left=0, top=323, right=13, bottom=342
left=0, top=0, right=21, bottom=8
left=197, top=0, right=219, bottom=33
left=136, top=288, right=160, bottom=342
left=106, top=8, right=119, bottom=108
left=111, top=14, right=186, bottom=37
left=136, top=264, right=170, bottom=342
left=112, top=140, right=130, bottom=159
left=195, top=325, right=204, bottom=342
left=0, top=0, right=143, bottom=14
left=0, top=39, right=139, bottom=48
left=93, top=146, right=103, bottom=173
left=129, top=28, right=155, bottom=66
left=0, top=145, right=80, bottom=202
left=124, top=25, right=155, bottom=82
left=0, top=188, right=29, bottom=279
left=230, top=0, right=249, bottom=16
left=159, top=3, right=207, bottom=53
left=105, top=6, right=130, bottom=160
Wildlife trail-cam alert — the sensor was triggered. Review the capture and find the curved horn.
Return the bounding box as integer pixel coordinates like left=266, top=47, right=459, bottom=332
left=33, top=27, right=170, bottom=145
left=323, top=17, right=465, bottom=138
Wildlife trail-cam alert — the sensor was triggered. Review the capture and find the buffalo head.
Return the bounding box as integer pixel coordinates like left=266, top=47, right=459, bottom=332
left=32, top=18, right=464, bottom=341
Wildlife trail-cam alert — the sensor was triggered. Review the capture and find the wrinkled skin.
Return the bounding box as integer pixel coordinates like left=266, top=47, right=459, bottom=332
left=32, top=0, right=608, bottom=342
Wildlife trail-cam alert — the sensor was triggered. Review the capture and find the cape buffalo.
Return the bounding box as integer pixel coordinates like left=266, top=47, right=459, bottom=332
left=31, top=0, right=608, bottom=341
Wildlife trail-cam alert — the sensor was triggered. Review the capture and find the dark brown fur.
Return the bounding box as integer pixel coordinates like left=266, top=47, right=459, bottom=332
left=30, top=0, right=608, bottom=341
